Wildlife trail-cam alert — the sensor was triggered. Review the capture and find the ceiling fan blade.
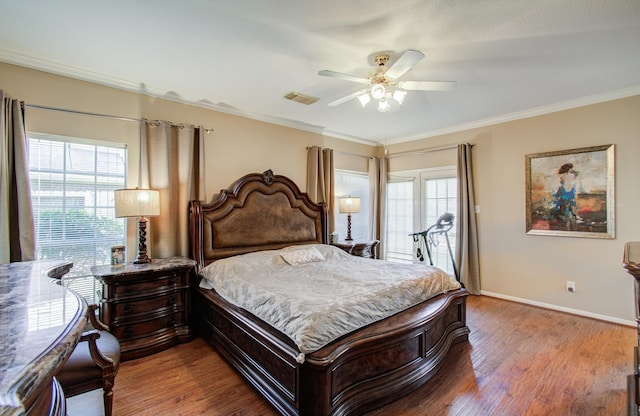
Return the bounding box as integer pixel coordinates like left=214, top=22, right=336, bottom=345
left=318, top=70, right=370, bottom=84
left=384, top=49, right=425, bottom=79
left=398, top=80, right=457, bottom=91
left=327, top=89, right=369, bottom=106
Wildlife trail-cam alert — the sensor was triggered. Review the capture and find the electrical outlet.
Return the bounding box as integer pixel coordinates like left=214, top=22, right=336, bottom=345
left=566, top=281, right=576, bottom=293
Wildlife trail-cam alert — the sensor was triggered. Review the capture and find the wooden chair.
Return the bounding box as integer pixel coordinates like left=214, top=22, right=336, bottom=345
left=56, top=304, right=121, bottom=416
left=46, top=263, right=121, bottom=416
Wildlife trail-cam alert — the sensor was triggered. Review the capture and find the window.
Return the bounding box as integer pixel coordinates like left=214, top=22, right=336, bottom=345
left=28, top=134, right=127, bottom=303
left=385, top=167, right=457, bottom=274
left=386, top=178, right=414, bottom=263
left=422, top=174, right=457, bottom=275
left=334, top=170, right=370, bottom=241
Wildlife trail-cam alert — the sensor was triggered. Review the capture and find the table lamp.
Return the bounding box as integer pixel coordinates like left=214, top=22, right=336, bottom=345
left=114, top=188, right=160, bottom=264
left=338, top=196, right=360, bottom=241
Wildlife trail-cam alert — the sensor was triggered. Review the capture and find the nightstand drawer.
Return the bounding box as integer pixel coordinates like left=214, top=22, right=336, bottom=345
left=114, top=290, right=185, bottom=318
left=113, top=310, right=186, bottom=340
left=112, top=272, right=184, bottom=297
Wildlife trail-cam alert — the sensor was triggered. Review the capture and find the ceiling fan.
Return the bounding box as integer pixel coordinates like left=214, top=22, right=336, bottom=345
left=318, top=49, right=456, bottom=112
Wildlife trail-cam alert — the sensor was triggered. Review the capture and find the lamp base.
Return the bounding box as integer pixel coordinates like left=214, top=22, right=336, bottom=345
left=345, top=213, right=353, bottom=241
left=133, top=257, right=151, bottom=264
left=134, top=216, right=152, bottom=264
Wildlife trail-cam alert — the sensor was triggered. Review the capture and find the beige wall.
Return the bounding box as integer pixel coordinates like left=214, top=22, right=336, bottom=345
left=0, top=61, right=376, bottom=261
left=3, top=61, right=638, bottom=323
left=386, top=95, right=640, bottom=323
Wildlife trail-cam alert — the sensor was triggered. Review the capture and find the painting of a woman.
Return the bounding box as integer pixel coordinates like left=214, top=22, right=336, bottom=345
left=526, top=145, right=614, bottom=238
left=552, top=163, right=578, bottom=228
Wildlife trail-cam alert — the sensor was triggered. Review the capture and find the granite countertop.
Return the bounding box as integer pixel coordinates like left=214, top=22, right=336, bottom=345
left=0, top=261, right=87, bottom=415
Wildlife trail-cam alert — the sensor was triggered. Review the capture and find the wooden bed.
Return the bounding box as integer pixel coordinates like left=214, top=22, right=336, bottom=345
left=188, top=169, right=469, bottom=416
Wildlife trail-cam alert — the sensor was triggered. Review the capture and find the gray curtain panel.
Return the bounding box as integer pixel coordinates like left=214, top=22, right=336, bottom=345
left=0, top=91, right=35, bottom=263
left=306, top=146, right=335, bottom=234
left=368, top=156, right=388, bottom=260
left=455, top=143, right=480, bottom=294
left=139, top=119, right=205, bottom=259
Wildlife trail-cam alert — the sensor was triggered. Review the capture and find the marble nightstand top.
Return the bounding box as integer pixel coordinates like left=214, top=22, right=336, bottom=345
left=91, top=256, right=196, bottom=280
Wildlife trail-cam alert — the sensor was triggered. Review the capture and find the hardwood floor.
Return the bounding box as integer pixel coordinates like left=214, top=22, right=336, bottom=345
left=68, top=295, right=636, bottom=415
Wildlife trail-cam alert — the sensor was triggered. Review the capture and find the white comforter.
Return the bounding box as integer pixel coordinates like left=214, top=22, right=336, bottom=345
left=199, top=244, right=460, bottom=355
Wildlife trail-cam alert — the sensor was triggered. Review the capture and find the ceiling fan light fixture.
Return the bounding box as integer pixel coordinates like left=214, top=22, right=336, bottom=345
left=357, top=93, right=371, bottom=107
left=377, top=99, right=391, bottom=113
left=319, top=49, right=456, bottom=113
left=392, top=89, right=407, bottom=105
left=370, top=84, right=386, bottom=100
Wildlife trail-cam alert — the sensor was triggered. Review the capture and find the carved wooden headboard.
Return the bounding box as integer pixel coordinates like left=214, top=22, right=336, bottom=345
left=189, top=170, right=328, bottom=270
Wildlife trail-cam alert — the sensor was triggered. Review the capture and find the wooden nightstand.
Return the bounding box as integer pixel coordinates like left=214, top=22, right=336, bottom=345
left=332, top=240, right=379, bottom=259
left=91, top=257, right=196, bottom=361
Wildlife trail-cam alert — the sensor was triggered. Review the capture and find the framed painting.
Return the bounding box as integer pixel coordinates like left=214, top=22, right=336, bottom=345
left=525, top=144, right=615, bottom=238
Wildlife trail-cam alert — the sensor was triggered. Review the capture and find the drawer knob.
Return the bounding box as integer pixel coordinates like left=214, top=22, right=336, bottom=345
left=167, top=296, right=176, bottom=305
left=124, top=304, right=134, bottom=314
left=167, top=316, right=176, bottom=327
left=123, top=326, right=133, bottom=338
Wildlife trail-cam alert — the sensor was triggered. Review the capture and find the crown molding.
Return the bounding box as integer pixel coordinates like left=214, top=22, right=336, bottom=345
left=2, top=49, right=638, bottom=149
left=387, top=85, right=640, bottom=145
left=0, top=49, right=336, bottom=134
left=0, top=49, right=373, bottom=142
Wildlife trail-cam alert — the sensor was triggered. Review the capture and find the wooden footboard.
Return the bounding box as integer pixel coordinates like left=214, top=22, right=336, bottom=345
left=193, top=284, right=469, bottom=416
left=195, top=286, right=300, bottom=414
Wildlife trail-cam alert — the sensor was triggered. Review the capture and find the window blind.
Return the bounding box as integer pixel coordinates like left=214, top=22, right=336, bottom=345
left=28, top=136, right=126, bottom=303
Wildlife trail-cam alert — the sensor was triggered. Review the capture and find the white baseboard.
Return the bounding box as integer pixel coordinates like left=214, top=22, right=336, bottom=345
left=480, top=290, right=636, bottom=327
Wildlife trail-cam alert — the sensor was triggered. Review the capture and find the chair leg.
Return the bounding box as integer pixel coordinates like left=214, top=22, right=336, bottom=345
left=103, top=388, right=113, bottom=416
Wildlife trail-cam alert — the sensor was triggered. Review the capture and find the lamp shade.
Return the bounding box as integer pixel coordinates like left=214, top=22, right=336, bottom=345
left=338, top=196, right=361, bottom=214
left=370, top=84, right=386, bottom=100
left=114, top=189, right=160, bottom=218
left=392, top=89, right=407, bottom=105
left=377, top=99, right=391, bottom=113
left=357, top=93, right=371, bottom=108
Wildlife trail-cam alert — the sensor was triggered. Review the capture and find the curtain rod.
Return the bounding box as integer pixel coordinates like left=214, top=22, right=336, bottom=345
left=306, top=146, right=372, bottom=160
left=26, top=103, right=140, bottom=122
left=387, top=143, right=463, bottom=159
left=336, top=150, right=373, bottom=160
left=25, top=103, right=214, bottom=133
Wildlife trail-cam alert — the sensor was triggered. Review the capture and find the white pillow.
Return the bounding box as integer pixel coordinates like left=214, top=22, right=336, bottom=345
left=280, top=246, right=326, bottom=265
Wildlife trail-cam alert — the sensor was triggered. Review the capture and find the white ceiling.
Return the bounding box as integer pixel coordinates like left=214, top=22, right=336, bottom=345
left=1, top=0, right=639, bottom=146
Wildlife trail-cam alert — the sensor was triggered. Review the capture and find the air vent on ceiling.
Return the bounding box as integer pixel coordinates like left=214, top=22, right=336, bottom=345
left=283, top=91, right=319, bottom=105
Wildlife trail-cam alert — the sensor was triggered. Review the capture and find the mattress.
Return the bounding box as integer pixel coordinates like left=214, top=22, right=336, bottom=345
left=199, top=244, right=461, bottom=356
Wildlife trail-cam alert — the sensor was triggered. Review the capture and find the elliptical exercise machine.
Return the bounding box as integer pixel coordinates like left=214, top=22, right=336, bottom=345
left=409, top=212, right=458, bottom=280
